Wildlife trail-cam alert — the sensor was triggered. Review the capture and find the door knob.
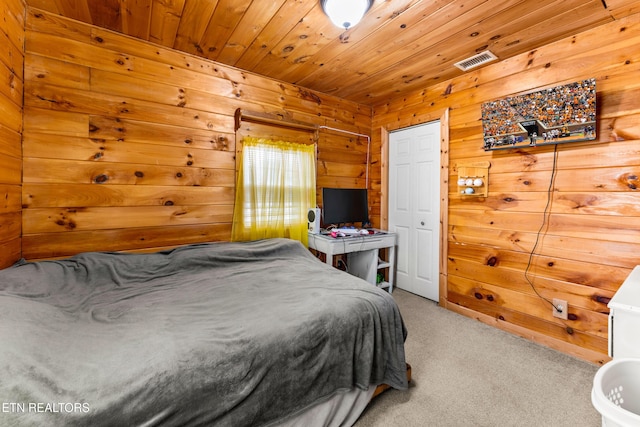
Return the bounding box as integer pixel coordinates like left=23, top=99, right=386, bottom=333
left=421, top=221, right=425, bottom=226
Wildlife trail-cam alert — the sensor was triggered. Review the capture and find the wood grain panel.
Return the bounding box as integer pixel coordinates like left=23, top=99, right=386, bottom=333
left=25, top=83, right=235, bottom=132
left=278, top=0, right=417, bottom=87
left=233, top=0, right=317, bottom=71
left=449, top=209, right=640, bottom=244
left=120, top=0, right=152, bottom=39
left=0, top=125, right=22, bottom=159
left=450, top=141, right=640, bottom=175
left=0, top=93, right=23, bottom=132
left=22, top=223, right=233, bottom=259
left=52, top=0, right=92, bottom=23
left=0, top=59, right=23, bottom=108
left=197, top=0, right=252, bottom=62
left=0, top=185, right=22, bottom=213
left=148, top=0, right=185, bottom=47
left=339, top=1, right=614, bottom=102
left=0, top=153, right=22, bottom=185
left=446, top=257, right=616, bottom=315
left=377, top=14, right=640, bottom=117
left=374, top=16, right=640, bottom=363
left=23, top=107, right=88, bottom=136
left=22, top=0, right=640, bottom=106
left=35, top=8, right=371, bottom=126
left=450, top=191, right=640, bottom=216
left=23, top=158, right=235, bottom=186
left=24, top=205, right=234, bottom=233
left=605, top=0, right=640, bottom=19
left=85, top=117, right=233, bottom=151
left=235, top=121, right=317, bottom=146
left=172, top=0, right=218, bottom=56
left=24, top=54, right=90, bottom=90
left=0, top=27, right=23, bottom=88
left=316, top=176, right=367, bottom=191
left=23, top=133, right=236, bottom=168
left=86, top=0, right=121, bottom=33
left=24, top=183, right=234, bottom=208
left=454, top=166, right=640, bottom=193
left=0, top=209, right=21, bottom=239
left=0, top=0, right=24, bottom=268
left=248, top=2, right=336, bottom=82
left=0, top=238, right=21, bottom=267
left=1, top=0, right=26, bottom=64
left=89, top=68, right=230, bottom=115
left=448, top=243, right=629, bottom=292
left=447, top=279, right=608, bottom=354
left=449, top=225, right=640, bottom=268
left=304, top=0, right=492, bottom=94
left=21, top=9, right=374, bottom=256
left=447, top=274, right=609, bottom=337
left=445, top=301, right=610, bottom=364
left=213, top=0, right=287, bottom=65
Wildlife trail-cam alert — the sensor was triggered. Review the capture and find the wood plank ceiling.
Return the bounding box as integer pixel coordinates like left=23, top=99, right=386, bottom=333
left=24, top=0, right=640, bottom=106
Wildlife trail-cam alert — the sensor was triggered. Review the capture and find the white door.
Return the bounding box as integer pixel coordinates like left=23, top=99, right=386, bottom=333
left=389, top=121, right=440, bottom=301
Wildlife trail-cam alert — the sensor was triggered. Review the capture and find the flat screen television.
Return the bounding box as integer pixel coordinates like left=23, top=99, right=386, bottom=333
left=321, top=187, right=369, bottom=227
left=482, top=78, right=596, bottom=151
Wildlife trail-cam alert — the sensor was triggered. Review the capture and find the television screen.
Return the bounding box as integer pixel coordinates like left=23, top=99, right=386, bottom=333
left=321, top=188, right=369, bottom=226
left=482, top=78, right=596, bottom=151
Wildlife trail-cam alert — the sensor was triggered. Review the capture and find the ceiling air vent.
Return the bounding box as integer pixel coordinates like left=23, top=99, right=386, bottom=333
left=454, top=50, right=498, bottom=71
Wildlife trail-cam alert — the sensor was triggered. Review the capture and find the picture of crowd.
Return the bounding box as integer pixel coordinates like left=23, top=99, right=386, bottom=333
left=482, top=78, right=596, bottom=150
left=481, top=99, right=525, bottom=137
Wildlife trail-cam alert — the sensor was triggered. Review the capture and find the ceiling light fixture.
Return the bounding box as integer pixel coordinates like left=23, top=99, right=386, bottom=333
left=321, top=0, right=373, bottom=30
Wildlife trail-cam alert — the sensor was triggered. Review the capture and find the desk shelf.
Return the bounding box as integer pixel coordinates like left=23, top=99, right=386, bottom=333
left=377, top=281, right=391, bottom=290
left=308, top=231, right=397, bottom=292
left=378, top=257, right=390, bottom=270
left=376, top=257, right=392, bottom=289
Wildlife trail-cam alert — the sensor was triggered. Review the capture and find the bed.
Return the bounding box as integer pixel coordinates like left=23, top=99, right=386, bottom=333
left=0, top=238, right=408, bottom=426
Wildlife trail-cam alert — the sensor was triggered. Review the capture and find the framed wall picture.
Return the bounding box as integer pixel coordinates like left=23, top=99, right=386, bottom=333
left=482, top=78, right=596, bottom=151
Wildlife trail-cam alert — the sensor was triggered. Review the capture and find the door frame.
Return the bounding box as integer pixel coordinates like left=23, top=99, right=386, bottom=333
left=380, top=109, right=450, bottom=307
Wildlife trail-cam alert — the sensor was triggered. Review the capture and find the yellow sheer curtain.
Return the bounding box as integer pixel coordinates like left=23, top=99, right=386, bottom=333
left=231, top=137, right=316, bottom=246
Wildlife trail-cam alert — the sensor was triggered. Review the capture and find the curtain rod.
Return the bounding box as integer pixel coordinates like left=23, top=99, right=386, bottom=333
left=317, top=125, right=369, bottom=140
left=318, top=126, right=371, bottom=189
left=234, top=109, right=371, bottom=188
left=234, top=108, right=318, bottom=132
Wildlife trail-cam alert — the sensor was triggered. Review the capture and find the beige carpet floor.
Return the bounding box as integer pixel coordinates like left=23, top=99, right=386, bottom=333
left=355, top=289, right=602, bottom=427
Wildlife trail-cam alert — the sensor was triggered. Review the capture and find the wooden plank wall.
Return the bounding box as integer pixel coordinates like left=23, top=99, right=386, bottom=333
left=372, top=14, right=640, bottom=364
left=0, top=0, right=25, bottom=269
left=21, top=8, right=373, bottom=260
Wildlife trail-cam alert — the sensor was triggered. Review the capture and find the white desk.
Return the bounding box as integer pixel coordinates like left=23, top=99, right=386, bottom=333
left=308, top=231, right=397, bottom=292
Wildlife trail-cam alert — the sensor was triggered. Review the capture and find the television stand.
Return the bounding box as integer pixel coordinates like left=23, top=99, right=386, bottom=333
left=307, top=230, right=396, bottom=292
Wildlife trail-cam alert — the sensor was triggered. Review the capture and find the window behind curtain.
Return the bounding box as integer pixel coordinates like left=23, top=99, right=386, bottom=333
left=231, top=137, right=316, bottom=246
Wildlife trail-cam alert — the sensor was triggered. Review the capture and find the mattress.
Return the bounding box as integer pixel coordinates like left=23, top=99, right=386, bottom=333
left=0, top=238, right=407, bottom=426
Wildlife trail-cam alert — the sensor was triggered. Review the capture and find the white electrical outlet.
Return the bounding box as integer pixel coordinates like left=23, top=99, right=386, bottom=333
left=552, top=298, right=568, bottom=320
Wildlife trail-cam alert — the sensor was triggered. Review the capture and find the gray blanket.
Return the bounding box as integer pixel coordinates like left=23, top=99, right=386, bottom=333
left=0, top=238, right=407, bottom=426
